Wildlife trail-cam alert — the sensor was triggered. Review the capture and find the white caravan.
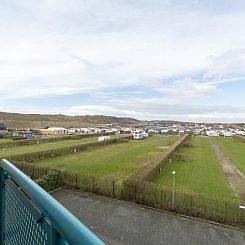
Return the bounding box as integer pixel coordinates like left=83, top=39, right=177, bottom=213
left=132, top=130, right=148, bottom=140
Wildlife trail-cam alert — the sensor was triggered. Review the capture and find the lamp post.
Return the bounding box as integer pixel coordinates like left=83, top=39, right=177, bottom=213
left=239, top=206, right=245, bottom=225
left=172, top=170, right=176, bottom=209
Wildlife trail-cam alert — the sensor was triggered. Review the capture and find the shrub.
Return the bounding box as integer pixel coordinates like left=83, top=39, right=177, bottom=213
left=35, top=170, right=65, bottom=192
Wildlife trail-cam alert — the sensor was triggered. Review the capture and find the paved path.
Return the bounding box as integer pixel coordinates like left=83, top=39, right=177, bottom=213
left=52, top=189, right=245, bottom=245
left=208, top=138, right=245, bottom=202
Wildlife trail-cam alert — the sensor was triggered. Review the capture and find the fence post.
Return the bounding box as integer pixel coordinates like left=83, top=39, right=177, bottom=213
left=112, top=181, right=115, bottom=197
left=225, top=202, right=228, bottom=223
left=32, top=165, right=35, bottom=179
left=134, top=185, right=137, bottom=200
left=75, top=174, right=78, bottom=189
left=92, top=177, right=95, bottom=191
left=120, top=188, right=123, bottom=199
left=160, top=190, right=163, bottom=209
left=50, top=224, right=64, bottom=245
left=0, top=169, right=5, bottom=244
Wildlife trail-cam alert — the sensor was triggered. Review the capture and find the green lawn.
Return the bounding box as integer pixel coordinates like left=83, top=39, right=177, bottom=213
left=152, top=136, right=237, bottom=200
left=0, top=135, right=120, bottom=158
left=0, top=139, right=12, bottom=142
left=35, top=136, right=178, bottom=180
left=214, top=137, right=245, bottom=175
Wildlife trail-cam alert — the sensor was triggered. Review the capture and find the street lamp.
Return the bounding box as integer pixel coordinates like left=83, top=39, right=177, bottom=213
left=172, top=170, right=176, bottom=209
left=239, top=206, right=245, bottom=224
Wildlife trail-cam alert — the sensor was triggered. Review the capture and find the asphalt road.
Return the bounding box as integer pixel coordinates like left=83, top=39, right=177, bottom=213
left=52, top=189, right=245, bottom=245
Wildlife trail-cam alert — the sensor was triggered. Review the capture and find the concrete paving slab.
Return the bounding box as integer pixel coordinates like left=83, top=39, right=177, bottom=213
left=52, top=188, right=245, bottom=245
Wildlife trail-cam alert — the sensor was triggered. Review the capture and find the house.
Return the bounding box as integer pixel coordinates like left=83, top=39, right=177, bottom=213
left=40, top=127, right=68, bottom=135
left=0, top=123, right=6, bottom=131
left=160, top=127, right=171, bottom=133
left=179, top=129, right=185, bottom=134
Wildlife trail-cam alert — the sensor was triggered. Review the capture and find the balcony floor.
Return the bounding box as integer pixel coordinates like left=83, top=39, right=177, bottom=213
left=52, top=188, right=245, bottom=245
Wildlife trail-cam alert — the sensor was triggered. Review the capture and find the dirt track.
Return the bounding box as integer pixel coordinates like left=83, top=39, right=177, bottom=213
left=209, top=138, right=245, bottom=203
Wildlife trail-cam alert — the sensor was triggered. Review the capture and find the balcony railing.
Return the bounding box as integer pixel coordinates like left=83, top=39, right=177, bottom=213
left=0, top=159, right=105, bottom=245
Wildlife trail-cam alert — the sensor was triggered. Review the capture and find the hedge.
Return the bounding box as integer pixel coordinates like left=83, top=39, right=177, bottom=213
left=0, top=132, right=118, bottom=148
left=127, top=134, right=189, bottom=182
left=7, top=136, right=133, bottom=163
left=35, top=170, right=65, bottom=192
left=233, top=135, right=245, bottom=143
left=14, top=162, right=57, bottom=180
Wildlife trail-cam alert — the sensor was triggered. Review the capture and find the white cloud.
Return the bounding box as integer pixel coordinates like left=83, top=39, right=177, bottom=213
left=204, top=49, right=245, bottom=79
left=187, top=112, right=245, bottom=121
left=0, top=1, right=245, bottom=95
left=1, top=101, right=245, bottom=123
left=157, top=78, right=219, bottom=98
left=0, top=1, right=245, bottom=121
left=66, top=105, right=138, bottom=117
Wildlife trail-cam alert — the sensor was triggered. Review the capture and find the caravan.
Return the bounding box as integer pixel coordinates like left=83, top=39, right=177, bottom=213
left=132, top=130, right=148, bottom=140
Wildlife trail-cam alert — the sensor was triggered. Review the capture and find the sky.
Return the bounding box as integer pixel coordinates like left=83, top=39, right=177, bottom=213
left=0, top=0, right=245, bottom=123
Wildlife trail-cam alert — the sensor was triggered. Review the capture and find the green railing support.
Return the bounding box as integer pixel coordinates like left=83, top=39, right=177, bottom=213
left=0, top=168, right=5, bottom=245
left=0, top=159, right=105, bottom=245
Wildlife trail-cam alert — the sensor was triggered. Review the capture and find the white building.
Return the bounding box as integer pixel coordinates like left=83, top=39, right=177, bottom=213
left=45, top=127, right=68, bottom=135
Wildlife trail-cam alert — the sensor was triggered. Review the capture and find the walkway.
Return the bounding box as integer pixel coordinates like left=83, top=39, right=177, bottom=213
left=209, top=138, right=245, bottom=203
left=52, top=189, right=245, bottom=245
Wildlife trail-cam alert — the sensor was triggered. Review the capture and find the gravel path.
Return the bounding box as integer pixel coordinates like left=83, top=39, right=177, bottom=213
left=209, top=138, right=245, bottom=203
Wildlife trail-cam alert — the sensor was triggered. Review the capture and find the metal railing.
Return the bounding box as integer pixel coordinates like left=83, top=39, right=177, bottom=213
left=0, top=159, right=105, bottom=245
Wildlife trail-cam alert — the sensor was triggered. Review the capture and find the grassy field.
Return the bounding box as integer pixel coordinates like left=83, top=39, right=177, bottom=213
left=35, top=136, right=178, bottom=180
left=0, top=139, right=12, bottom=142
left=214, top=137, right=245, bottom=175
left=152, top=136, right=237, bottom=200
left=0, top=135, right=121, bottom=158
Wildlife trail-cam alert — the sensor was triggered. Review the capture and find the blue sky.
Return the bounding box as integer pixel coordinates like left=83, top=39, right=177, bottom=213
left=0, top=0, right=245, bottom=122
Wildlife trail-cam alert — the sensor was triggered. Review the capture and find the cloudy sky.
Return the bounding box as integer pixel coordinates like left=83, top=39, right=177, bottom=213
left=0, top=0, right=245, bottom=122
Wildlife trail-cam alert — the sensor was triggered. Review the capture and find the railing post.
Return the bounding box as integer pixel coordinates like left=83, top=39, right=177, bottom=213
left=0, top=168, right=5, bottom=244
left=50, top=227, right=62, bottom=245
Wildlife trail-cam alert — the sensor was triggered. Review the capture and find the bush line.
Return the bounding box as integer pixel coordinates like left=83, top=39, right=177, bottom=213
left=0, top=132, right=117, bottom=148
left=127, top=134, right=189, bottom=182
left=7, top=136, right=132, bottom=163
left=233, top=135, right=245, bottom=143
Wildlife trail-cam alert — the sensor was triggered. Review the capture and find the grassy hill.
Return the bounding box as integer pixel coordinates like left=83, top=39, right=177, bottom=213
left=0, top=111, right=140, bottom=129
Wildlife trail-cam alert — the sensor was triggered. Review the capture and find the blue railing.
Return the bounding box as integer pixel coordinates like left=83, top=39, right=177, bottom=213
left=0, top=159, right=105, bottom=245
